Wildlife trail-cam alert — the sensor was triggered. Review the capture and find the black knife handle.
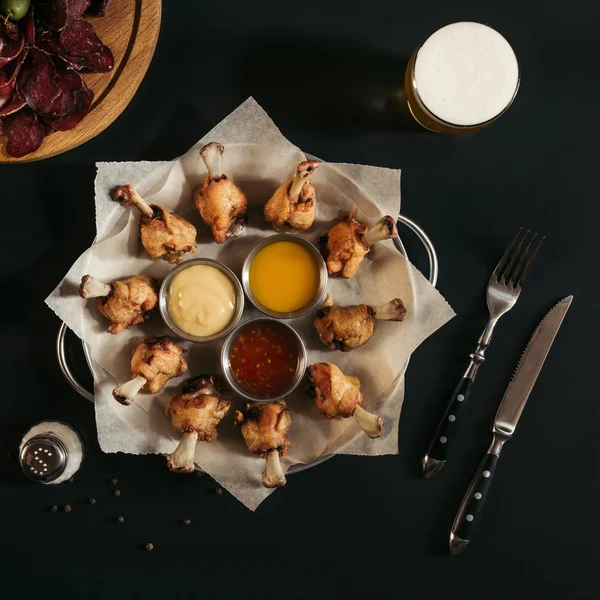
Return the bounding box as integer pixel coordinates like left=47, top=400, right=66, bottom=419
left=449, top=448, right=501, bottom=554
left=423, top=378, right=473, bottom=477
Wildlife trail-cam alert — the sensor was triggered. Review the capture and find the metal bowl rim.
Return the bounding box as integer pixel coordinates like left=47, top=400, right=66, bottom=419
left=241, top=233, right=328, bottom=320
left=220, top=316, right=308, bottom=402
left=158, top=257, right=245, bottom=344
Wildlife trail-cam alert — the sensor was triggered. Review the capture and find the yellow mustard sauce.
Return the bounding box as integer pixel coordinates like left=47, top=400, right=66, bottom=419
left=249, top=241, right=320, bottom=313
left=167, top=265, right=236, bottom=337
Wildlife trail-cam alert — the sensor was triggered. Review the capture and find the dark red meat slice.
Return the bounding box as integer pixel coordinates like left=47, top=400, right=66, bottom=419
left=43, top=69, right=78, bottom=118
left=0, top=21, right=24, bottom=68
left=16, top=48, right=61, bottom=114
left=33, top=0, right=68, bottom=31
left=39, top=23, right=114, bottom=73
left=84, top=0, right=111, bottom=17
left=60, top=20, right=103, bottom=54
left=59, top=20, right=114, bottom=72
left=0, top=52, right=25, bottom=102
left=0, top=95, right=26, bottom=117
left=2, top=107, right=45, bottom=157
left=35, top=0, right=91, bottom=31
left=43, top=69, right=93, bottom=131
left=19, top=7, right=36, bottom=46
left=70, top=0, right=92, bottom=19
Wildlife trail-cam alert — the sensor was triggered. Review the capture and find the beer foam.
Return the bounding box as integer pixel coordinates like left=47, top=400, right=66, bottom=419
left=414, top=22, right=519, bottom=127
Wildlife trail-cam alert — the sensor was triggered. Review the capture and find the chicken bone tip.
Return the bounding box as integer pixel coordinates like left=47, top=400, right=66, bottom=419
left=166, top=431, right=198, bottom=473
left=372, top=298, right=407, bottom=322
left=289, top=160, right=320, bottom=201
left=363, top=215, right=398, bottom=246
left=353, top=404, right=384, bottom=439
left=112, top=375, right=147, bottom=405
left=113, top=184, right=154, bottom=219
left=262, top=449, right=287, bottom=488
left=79, top=275, right=111, bottom=298
left=200, top=142, right=225, bottom=179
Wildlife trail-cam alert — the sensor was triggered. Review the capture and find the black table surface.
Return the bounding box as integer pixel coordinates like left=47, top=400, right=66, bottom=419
left=1, top=0, right=598, bottom=596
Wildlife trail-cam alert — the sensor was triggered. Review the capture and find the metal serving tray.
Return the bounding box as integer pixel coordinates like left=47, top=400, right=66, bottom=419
left=56, top=154, right=438, bottom=476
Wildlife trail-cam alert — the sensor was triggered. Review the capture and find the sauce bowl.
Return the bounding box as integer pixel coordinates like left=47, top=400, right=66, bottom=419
left=242, top=233, right=328, bottom=319
left=159, top=258, right=244, bottom=343
left=221, top=317, right=307, bottom=402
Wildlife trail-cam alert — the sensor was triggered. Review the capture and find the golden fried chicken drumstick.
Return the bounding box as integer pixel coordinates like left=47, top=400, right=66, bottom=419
left=194, top=142, right=248, bottom=243
left=113, top=184, right=197, bottom=264
left=321, top=210, right=398, bottom=278
left=308, top=362, right=383, bottom=438
left=166, top=376, right=231, bottom=473
left=112, top=336, right=188, bottom=405
left=264, top=160, right=320, bottom=231
left=79, top=275, right=158, bottom=334
left=314, top=293, right=407, bottom=351
left=234, top=401, right=292, bottom=488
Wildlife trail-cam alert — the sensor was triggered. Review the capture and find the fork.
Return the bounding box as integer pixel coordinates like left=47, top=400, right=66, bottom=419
left=422, top=229, right=544, bottom=478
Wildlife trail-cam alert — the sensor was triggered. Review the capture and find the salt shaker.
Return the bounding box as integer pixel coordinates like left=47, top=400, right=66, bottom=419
left=19, top=421, right=84, bottom=484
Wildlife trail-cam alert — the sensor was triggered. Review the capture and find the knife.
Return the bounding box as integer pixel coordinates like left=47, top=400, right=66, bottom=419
left=449, top=296, right=573, bottom=554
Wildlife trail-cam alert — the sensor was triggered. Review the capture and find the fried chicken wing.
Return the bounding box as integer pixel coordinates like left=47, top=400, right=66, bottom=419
left=308, top=362, right=383, bottom=438
left=165, top=376, right=231, bottom=473
left=113, top=184, right=197, bottom=264
left=264, top=160, right=320, bottom=231
left=79, top=274, right=158, bottom=334
left=112, top=336, right=188, bottom=405
left=314, top=294, right=407, bottom=351
left=234, top=401, right=291, bottom=488
left=194, top=142, right=248, bottom=243
left=321, top=210, right=398, bottom=278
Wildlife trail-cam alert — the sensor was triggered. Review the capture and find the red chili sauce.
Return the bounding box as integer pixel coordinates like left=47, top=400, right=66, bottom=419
left=228, top=321, right=298, bottom=396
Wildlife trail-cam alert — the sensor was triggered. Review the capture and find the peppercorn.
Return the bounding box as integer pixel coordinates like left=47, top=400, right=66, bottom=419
left=117, top=516, right=124, bottom=523
left=145, top=543, right=154, bottom=551
left=113, top=489, right=121, bottom=497
left=111, top=478, right=118, bottom=486
left=64, top=504, right=72, bottom=512
left=215, top=487, right=223, bottom=496
left=89, top=497, right=96, bottom=505
left=182, top=518, right=191, bottom=526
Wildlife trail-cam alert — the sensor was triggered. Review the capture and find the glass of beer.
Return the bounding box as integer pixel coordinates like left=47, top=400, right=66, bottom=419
left=405, top=22, right=520, bottom=134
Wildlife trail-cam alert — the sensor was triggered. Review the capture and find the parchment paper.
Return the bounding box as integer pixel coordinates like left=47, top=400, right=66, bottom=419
left=46, top=98, right=455, bottom=510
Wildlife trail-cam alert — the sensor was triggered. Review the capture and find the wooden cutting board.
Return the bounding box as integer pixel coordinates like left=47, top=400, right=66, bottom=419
left=0, top=0, right=161, bottom=163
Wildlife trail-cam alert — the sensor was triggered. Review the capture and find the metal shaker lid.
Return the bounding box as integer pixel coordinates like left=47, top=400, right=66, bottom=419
left=19, top=434, right=68, bottom=483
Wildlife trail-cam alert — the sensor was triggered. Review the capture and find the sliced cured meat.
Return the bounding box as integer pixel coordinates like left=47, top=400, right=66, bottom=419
left=70, top=0, right=92, bottom=19
left=0, top=95, right=26, bottom=117
left=39, top=24, right=114, bottom=73
left=0, top=20, right=24, bottom=68
left=84, top=0, right=111, bottom=17
left=35, top=0, right=68, bottom=31
left=58, top=20, right=114, bottom=72
left=43, top=69, right=93, bottom=131
left=16, top=48, right=60, bottom=114
left=19, top=6, right=36, bottom=46
left=60, top=19, right=104, bottom=54
left=43, top=69, right=80, bottom=118
left=3, top=107, right=45, bottom=157
left=35, top=0, right=91, bottom=31
left=0, top=52, right=25, bottom=102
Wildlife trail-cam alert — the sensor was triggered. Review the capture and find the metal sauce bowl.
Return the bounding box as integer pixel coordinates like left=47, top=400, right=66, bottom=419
left=159, top=258, right=244, bottom=343
left=220, top=317, right=307, bottom=402
left=241, top=233, right=328, bottom=319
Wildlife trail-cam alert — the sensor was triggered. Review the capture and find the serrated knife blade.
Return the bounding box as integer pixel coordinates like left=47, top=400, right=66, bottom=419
left=493, top=295, right=573, bottom=438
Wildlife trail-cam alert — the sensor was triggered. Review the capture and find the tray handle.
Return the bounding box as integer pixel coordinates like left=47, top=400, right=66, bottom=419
left=56, top=322, right=94, bottom=402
